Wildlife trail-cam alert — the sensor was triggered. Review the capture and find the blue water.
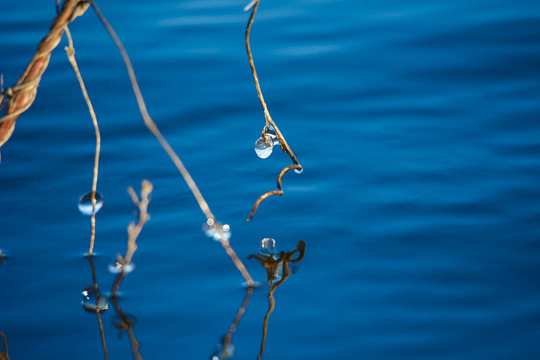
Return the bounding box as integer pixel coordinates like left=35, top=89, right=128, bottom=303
left=1, top=0, right=540, bottom=359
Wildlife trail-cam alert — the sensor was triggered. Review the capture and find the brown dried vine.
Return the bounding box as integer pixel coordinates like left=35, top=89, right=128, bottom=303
left=245, top=0, right=303, bottom=221
left=0, top=0, right=90, bottom=148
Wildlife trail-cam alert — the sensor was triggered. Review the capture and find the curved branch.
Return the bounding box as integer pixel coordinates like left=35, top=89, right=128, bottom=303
left=246, top=164, right=302, bottom=221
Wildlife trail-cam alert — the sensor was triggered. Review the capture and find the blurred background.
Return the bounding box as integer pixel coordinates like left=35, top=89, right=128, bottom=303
left=1, top=0, right=540, bottom=359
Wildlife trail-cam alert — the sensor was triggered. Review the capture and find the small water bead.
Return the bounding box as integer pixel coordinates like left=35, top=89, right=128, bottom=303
left=108, top=261, right=135, bottom=274
left=254, top=135, right=274, bottom=159
left=78, top=191, right=103, bottom=216
left=81, top=286, right=108, bottom=313
left=203, top=219, right=231, bottom=241
left=211, top=342, right=235, bottom=360
left=294, top=166, right=303, bottom=174
left=259, top=238, right=278, bottom=259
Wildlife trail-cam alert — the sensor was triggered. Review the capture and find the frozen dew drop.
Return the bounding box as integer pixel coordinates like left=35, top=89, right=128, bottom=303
left=78, top=191, right=103, bottom=216
left=259, top=238, right=278, bottom=259
left=254, top=135, right=274, bottom=159
left=81, top=286, right=108, bottom=313
left=203, top=219, right=231, bottom=241
left=108, top=261, right=135, bottom=274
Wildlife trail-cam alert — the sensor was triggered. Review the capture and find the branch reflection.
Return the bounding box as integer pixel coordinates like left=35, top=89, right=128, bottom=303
left=211, top=286, right=254, bottom=360
left=111, top=271, right=144, bottom=360
left=249, top=239, right=306, bottom=360
left=82, top=255, right=109, bottom=359
left=0, top=331, right=9, bottom=360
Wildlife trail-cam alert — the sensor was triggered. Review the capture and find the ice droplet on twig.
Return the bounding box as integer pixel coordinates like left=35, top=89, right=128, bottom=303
left=81, top=286, right=108, bottom=313
left=78, top=191, right=103, bottom=215
left=203, top=219, right=231, bottom=241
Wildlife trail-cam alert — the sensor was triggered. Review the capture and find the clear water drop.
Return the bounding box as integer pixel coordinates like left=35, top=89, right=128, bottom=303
left=266, top=124, right=277, bottom=136
left=108, top=261, right=135, bottom=274
left=211, top=342, right=235, bottom=360
left=78, top=191, right=103, bottom=216
left=254, top=135, right=274, bottom=159
left=294, top=166, right=303, bottom=174
left=259, top=238, right=278, bottom=259
left=81, top=286, right=108, bottom=313
left=203, top=219, right=231, bottom=241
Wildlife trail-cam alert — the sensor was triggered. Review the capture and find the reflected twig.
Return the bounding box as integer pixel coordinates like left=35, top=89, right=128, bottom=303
left=91, top=1, right=253, bottom=285
left=0, top=331, right=9, bottom=360
left=0, top=0, right=90, bottom=148
left=86, top=255, right=109, bottom=360
left=108, top=182, right=152, bottom=360
left=64, top=26, right=101, bottom=256
left=244, top=0, right=303, bottom=221
left=249, top=239, right=305, bottom=360
left=0, top=250, right=4, bottom=273
left=211, top=286, right=254, bottom=360
left=111, top=272, right=144, bottom=360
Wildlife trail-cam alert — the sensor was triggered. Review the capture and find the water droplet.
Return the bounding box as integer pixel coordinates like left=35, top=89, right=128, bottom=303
left=82, top=286, right=108, bottom=313
left=294, top=166, right=303, bottom=174
left=203, top=219, right=231, bottom=241
left=260, top=238, right=278, bottom=259
left=78, top=191, right=103, bottom=216
left=254, top=135, right=274, bottom=159
left=108, top=261, right=135, bottom=274
left=266, top=124, right=277, bottom=136
left=211, top=342, right=235, bottom=360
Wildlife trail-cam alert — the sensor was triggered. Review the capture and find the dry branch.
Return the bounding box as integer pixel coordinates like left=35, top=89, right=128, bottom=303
left=245, top=0, right=303, bottom=221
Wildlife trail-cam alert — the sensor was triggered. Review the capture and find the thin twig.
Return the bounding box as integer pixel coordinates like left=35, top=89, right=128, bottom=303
left=247, top=164, right=302, bottom=221
left=117, top=180, right=153, bottom=267
left=91, top=1, right=254, bottom=285
left=64, top=27, right=101, bottom=256
left=245, top=0, right=303, bottom=221
left=90, top=1, right=214, bottom=221
left=0, top=0, right=90, bottom=148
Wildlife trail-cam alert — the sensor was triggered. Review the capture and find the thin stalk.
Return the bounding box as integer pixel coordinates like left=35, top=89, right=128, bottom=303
left=64, top=27, right=101, bottom=255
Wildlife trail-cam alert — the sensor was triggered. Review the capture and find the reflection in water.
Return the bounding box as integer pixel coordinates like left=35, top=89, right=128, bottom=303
left=83, top=255, right=109, bottom=359
left=111, top=272, right=144, bottom=360
left=211, top=286, right=254, bottom=360
left=0, top=331, right=9, bottom=360
left=0, top=250, right=5, bottom=273
left=249, top=239, right=306, bottom=360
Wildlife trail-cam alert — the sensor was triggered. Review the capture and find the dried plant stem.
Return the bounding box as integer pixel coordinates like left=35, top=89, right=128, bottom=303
left=0, top=0, right=89, bottom=148
left=118, top=180, right=153, bottom=266
left=247, top=163, right=302, bottom=221
left=245, top=0, right=303, bottom=221
left=91, top=2, right=253, bottom=285
left=220, top=240, right=254, bottom=286
left=64, top=27, right=101, bottom=256
left=90, top=2, right=213, bottom=221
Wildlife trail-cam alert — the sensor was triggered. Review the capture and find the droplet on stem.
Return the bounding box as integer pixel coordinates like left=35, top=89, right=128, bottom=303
left=260, top=238, right=278, bottom=259
left=78, top=191, right=103, bottom=215
left=81, top=286, right=108, bottom=313
left=202, top=219, right=231, bottom=241
left=254, top=135, right=274, bottom=159
left=108, top=262, right=135, bottom=274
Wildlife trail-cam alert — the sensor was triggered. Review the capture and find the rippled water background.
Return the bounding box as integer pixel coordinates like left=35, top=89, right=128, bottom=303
left=1, top=0, right=540, bottom=359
